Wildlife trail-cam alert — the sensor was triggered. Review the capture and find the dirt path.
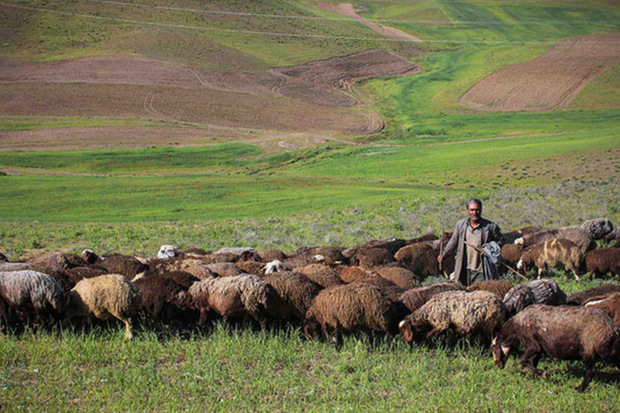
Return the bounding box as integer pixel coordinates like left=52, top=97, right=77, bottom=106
left=318, top=2, right=422, bottom=42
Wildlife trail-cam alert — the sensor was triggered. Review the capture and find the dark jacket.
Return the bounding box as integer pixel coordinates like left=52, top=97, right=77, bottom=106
left=443, top=217, right=503, bottom=285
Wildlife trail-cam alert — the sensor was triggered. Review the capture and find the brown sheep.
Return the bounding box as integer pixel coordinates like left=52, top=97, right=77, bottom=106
left=492, top=304, right=620, bottom=392
left=258, top=249, right=288, bottom=262
left=336, top=265, right=376, bottom=284
left=584, top=293, right=620, bottom=326
left=205, top=262, right=242, bottom=277
left=500, top=244, right=524, bottom=267
left=262, top=271, right=322, bottom=323
left=584, top=247, right=620, bottom=279
left=349, top=247, right=394, bottom=269
left=502, top=226, right=540, bottom=244
left=373, top=266, right=420, bottom=289
left=26, top=252, right=86, bottom=273
left=235, top=260, right=265, bottom=276
left=567, top=284, right=620, bottom=305
left=580, top=218, right=614, bottom=240
left=188, top=274, right=276, bottom=329
left=395, top=242, right=455, bottom=280
left=81, top=251, right=148, bottom=279
left=293, top=246, right=347, bottom=267
left=296, top=263, right=343, bottom=288
left=66, top=274, right=142, bottom=339
left=342, top=238, right=408, bottom=259
left=503, top=279, right=567, bottom=316
left=516, top=238, right=584, bottom=280
left=515, top=226, right=594, bottom=254
left=399, top=282, right=465, bottom=313
left=303, top=282, right=407, bottom=346
left=399, top=290, right=507, bottom=344
left=466, top=279, right=513, bottom=299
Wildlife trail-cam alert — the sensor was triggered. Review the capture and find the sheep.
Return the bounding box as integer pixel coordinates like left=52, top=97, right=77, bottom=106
left=567, top=284, right=620, bottom=305
left=263, top=260, right=289, bottom=275
left=153, top=257, right=216, bottom=280
left=81, top=250, right=148, bottom=279
left=503, top=279, right=567, bottom=316
left=399, top=282, right=465, bottom=313
left=262, top=271, right=322, bottom=323
left=580, top=218, right=614, bottom=240
left=157, top=245, right=179, bottom=260
left=0, top=270, right=68, bottom=332
left=291, top=246, right=347, bottom=267
left=64, top=266, right=108, bottom=286
left=351, top=276, right=407, bottom=303
left=466, top=279, right=514, bottom=299
left=188, top=273, right=276, bottom=330
left=258, top=249, right=288, bottom=262
left=491, top=304, right=620, bottom=392
left=235, top=260, right=265, bottom=276
left=516, top=238, right=584, bottom=280
left=336, top=265, right=376, bottom=284
left=514, top=226, right=594, bottom=254
left=133, top=272, right=199, bottom=327
left=26, top=252, right=86, bottom=273
left=584, top=247, right=620, bottom=278
left=399, top=290, right=507, bottom=344
left=0, top=262, right=33, bottom=272
left=342, top=238, right=407, bottom=259
left=584, top=293, right=620, bottom=326
left=500, top=244, right=524, bottom=268
left=349, top=247, right=394, bottom=269
left=303, top=282, right=407, bottom=346
left=181, top=247, right=208, bottom=256
left=205, top=262, right=242, bottom=277
left=502, top=226, right=540, bottom=245
left=66, top=274, right=142, bottom=339
left=394, top=242, right=455, bottom=280
left=373, top=266, right=420, bottom=289
left=296, top=263, right=343, bottom=288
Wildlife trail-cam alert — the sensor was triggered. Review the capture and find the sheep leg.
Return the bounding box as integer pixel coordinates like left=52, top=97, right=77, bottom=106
left=198, top=308, right=209, bottom=327
left=520, top=348, right=546, bottom=378
left=575, top=359, right=596, bottom=392
left=121, top=317, right=134, bottom=339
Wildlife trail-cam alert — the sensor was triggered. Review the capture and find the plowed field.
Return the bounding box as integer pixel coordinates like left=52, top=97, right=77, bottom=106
left=458, top=33, right=620, bottom=112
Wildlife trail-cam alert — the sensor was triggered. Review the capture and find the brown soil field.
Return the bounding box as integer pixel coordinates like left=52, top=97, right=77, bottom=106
left=458, top=32, right=620, bottom=112
left=318, top=2, right=422, bottom=42
left=0, top=50, right=419, bottom=151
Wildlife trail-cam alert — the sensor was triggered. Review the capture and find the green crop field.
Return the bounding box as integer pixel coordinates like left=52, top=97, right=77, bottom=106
left=0, top=0, right=619, bottom=410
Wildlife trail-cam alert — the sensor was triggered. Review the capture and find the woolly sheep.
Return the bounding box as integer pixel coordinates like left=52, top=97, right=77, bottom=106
left=399, top=282, right=465, bottom=313
left=303, top=282, right=407, bottom=346
left=262, top=271, right=322, bottom=323
left=580, top=218, right=614, bottom=240
left=349, top=247, right=394, bottom=269
left=503, top=279, right=567, bottom=316
left=567, top=284, right=620, bottom=305
left=516, top=238, right=583, bottom=280
left=188, top=273, right=276, bottom=329
left=66, top=274, right=142, bottom=339
left=296, top=263, right=343, bottom=288
left=399, top=290, right=507, bottom=344
left=466, top=279, right=514, bottom=299
left=336, top=265, right=376, bottom=284
left=394, top=242, right=454, bottom=280
left=81, top=250, right=148, bottom=279
left=0, top=270, right=68, bottom=331
left=514, top=226, right=594, bottom=254
left=584, top=247, right=620, bottom=278
left=492, top=304, right=620, bottom=392
left=585, top=293, right=620, bottom=326
left=373, top=266, right=420, bottom=289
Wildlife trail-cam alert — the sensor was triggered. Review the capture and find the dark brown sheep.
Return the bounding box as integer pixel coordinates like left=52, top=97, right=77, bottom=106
left=235, top=260, right=265, bottom=276
left=258, top=249, right=288, bottom=262
left=262, top=271, right=322, bottom=323
left=501, top=244, right=524, bottom=267
left=26, top=252, right=86, bottom=273
left=395, top=242, right=455, bottom=280
left=399, top=282, right=465, bottom=313
left=466, top=279, right=514, bottom=299
left=584, top=293, right=620, bottom=326
left=342, top=238, right=408, bottom=259
left=492, top=304, right=620, bottom=392
left=584, top=247, right=620, bottom=278
left=81, top=251, right=148, bottom=279
left=336, top=265, right=376, bottom=284
left=502, top=226, right=540, bottom=244
left=204, top=262, right=241, bottom=277
left=567, top=284, right=620, bottom=305
left=503, top=279, right=567, bottom=316
left=349, top=247, right=394, bottom=269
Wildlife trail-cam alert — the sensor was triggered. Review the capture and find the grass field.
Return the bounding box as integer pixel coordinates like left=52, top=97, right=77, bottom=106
left=1, top=0, right=619, bottom=410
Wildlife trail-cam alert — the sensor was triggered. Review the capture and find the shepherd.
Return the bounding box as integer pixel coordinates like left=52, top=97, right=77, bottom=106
left=438, top=198, right=503, bottom=286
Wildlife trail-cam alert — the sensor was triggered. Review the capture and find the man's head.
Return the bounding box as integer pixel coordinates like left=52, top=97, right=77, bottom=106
left=466, top=198, right=482, bottom=223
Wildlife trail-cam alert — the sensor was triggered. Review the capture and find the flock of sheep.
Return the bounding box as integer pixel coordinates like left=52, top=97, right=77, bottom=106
left=1, top=218, right=619, bottom=392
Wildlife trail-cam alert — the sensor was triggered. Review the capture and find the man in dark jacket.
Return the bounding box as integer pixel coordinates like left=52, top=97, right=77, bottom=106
left=438, top=198, right=503, bottom=286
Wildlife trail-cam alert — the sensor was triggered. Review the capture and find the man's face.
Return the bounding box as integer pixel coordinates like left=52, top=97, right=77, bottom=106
left=468, top=203, right=482, bottom=222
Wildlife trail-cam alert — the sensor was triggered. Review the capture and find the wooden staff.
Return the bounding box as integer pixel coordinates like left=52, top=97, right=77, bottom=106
left=464, top=242, right=529, bottom=282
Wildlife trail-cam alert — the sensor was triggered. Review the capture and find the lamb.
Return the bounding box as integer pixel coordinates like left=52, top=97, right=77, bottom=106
left=491, top=304, right=620, bottom=392
left=262, top=271, right=322, bottom=323
left=567, top=284, right=620, bottom=305
left=66, top=274, right=142, bottom=339
left=584, top=247, right=620, bottom=278
left=399, top=290, right=507, bottom=344
left=503, top=279, right=567, bottom=316
left=303, top=282, right=407, bottom=346
left=516, top=238, right=584, bottom=280
left=0, top=270, right=68, bottom=331
left=584, top=293, right=620, bottom=326
left=466, top=279, right=514, bottom=299
left=399, top=282, right=465, bottom=313
left=188, top=273, right=276, bottom=329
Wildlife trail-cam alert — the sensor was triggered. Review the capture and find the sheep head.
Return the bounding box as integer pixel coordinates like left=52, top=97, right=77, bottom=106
left=491, top=337, right=510, bottom=368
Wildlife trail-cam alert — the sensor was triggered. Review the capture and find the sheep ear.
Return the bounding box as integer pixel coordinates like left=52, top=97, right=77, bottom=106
left=400, top=321, right=414, bottom=343
left=501, top=345, right=510, bottom=356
